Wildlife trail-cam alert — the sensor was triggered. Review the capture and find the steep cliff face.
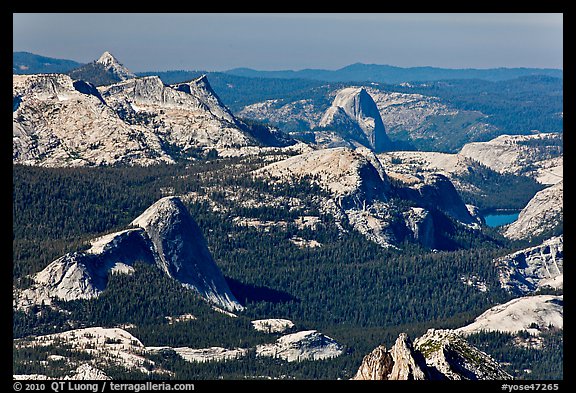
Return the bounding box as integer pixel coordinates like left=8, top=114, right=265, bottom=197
left=319, top=87, right=392, bottom=152
left=14, top=197, right=242, bottom=312
left=399, top=173, right=477, bottom=226
left=172, top=75, right=237, bottom=124
left=403, top=207, right=435, bottom=249
left=503, top=181, right=563, bottom=241
left=496, top=235, right=563, bottom=295
left=354, top=330, right=512, bottom=380
left=352, top=333, right=428, bottom=380
left=131, top=197, right=242, bottom=311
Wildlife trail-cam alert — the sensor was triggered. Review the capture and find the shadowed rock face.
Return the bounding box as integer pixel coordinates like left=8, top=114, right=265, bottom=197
left=319, top=87, right=392, bottom=152
left=399, top=173, right=476, bottom=225
left=14, top=197, right=243, bottom=312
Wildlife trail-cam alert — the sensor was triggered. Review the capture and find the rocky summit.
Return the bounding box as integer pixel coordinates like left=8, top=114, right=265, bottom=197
left=353, top=329, right=512, bottom=380
left=352, top=333, right=428, bottom=380
left=319, top=87, right=392, bottom=152
left=96, top=51, right=137, bottom=81
left=256, top=146, right=480, bottom=249
left=14, top=196, right=242, bottom=312
left=13, top=53, right=286, bottom=167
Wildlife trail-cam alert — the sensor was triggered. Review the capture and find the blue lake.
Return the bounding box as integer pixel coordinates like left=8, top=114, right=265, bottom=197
left=483, top=212, right=520, bottom=227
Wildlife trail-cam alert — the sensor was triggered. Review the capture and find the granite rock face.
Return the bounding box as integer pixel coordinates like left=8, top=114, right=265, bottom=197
left=131, top=197, right=242, bottom=311
left=13, top=55, right=285, bottom=167
left=496, top=235, right=563, bottom=295
left=456, top=295, right=563, bottom=336
left=14, top=197, right=242, bottom=312
left=255, top=330, right=344, bottom=362
left=459, top=133, right=563, bottom=185
left=353, top=329, right=512, bottom=380
left=503, top=181, right=563, bottom=241
left=352, top=333, right=428, bottom=380
left=413, top=329, right=513, bottom=380
left=319, top=87, right=392, bottom=152
left=399, top=173, right=477, bottom=226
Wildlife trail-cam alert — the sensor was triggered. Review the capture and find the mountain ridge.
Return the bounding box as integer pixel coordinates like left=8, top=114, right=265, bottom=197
left=13, top=52, right=562, bottom=83
left=13, top=52, right=292, bottom=167
left=226, top=62, right=563, bottom=83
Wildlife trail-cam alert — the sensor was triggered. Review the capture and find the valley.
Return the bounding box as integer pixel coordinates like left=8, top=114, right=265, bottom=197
left=12, top=51, right=563, bottom=381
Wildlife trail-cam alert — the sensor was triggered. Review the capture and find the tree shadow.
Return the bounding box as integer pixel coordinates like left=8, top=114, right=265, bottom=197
left=225, top=277, right=300, bottom=306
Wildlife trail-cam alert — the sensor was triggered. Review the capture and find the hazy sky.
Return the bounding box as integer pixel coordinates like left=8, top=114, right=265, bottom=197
left=13, top=13, right=563, bottom=72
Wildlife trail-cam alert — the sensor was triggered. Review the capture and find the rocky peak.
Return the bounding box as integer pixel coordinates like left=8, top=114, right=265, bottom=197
left=130, top=197, right=242, bottom=310
left=95, top=51, right=136, bottom=80
left=172, top=75, right=236, bottom=123
left=354, top=330, right=512, bottom=380
left=353, top=333, right=428, bottom=380
left=14, top=197, right=242, bottom=312
left=131, top=197, right=243, bottom=311
left=96, top=51, right=119, bottom=67
left=319, top=87, right=392, bottom=152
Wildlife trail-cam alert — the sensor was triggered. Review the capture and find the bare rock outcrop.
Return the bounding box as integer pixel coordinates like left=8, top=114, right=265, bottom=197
left=503, top=181, right=563, bottom=241
left=496, top=235, right=563, bottom=294
left=353, top=333, right=427, bottom=380
left=14, top=196, right=242, bottom=312
left=319, top=87, right=392, bottom=152
left=354, top=330, right=512, bottom=380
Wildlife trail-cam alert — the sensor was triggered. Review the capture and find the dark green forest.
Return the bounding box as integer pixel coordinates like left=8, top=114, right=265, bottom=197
left=12, top=153, right=562, bottom=380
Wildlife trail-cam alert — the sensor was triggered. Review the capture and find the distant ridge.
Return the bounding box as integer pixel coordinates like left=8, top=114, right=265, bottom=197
left=13, top=52, right=562, bottom=84
left=225, top=63, right=563, bottom=83
left=13, top=51, right=83, bottom=74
